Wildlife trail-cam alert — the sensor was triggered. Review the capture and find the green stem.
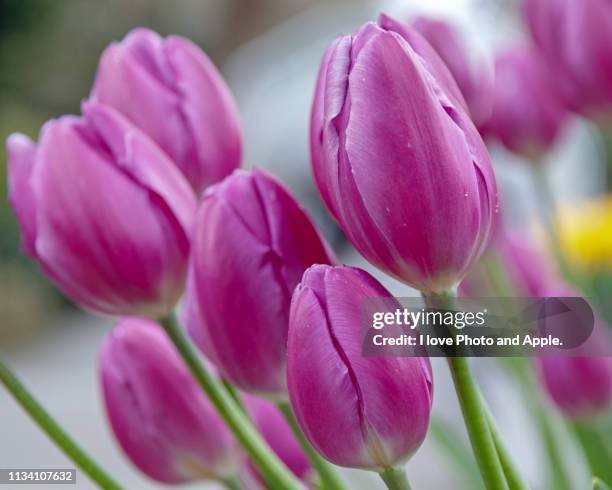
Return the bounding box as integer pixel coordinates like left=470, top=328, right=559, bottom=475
left=535, top=413, right=574, bottom=490
left=429, top=416, right=484, bottom=490
left=222, top=474, right=248, bottom=490
left=0, top=358, right=122, bottom=489
left=481, top=395, right=530, bottom=490
left=597, top=125, right=612, bottom=191
left=593, top=477, right=612, bottom=490
left=447, top=356, right=508, bottom=490
left=571, top=421, right=612, bottom=487
left=222, top=378, right=246, bottom=413
left=379, top=467, right=412, bottom=490
left=277, top=401, right=347, bottom=490
left=159, top=314, right=301, bottom=490
left=506, top=358, right=574, bottom=490
left=424, top=291, right=512, bottom=490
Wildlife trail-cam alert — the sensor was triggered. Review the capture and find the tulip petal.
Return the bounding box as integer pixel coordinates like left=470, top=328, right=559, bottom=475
left=82, top=101, right=196, bottom=235
left=244, top=394, right=311, bottom=482
left=7, top=133, right=38, bottom=258
left=165, top=36, right=242, bottom=192
left=90, top=30, right=192, bottom=176
left=378, top=14, right=468, bottom=113
left=320, top=267, right=432, bottom=467
left=288, top=285, right=367, bottom=466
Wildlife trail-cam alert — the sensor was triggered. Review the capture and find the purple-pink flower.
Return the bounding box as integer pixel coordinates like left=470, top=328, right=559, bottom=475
left=480, top=44, right=568, bottom=158
left=287, top=265, right=433, bottom=470
left=91, top=28, right=242, bottom=194
left=99, top=318, right=240, bottom=483
left=310, top=17, right=497, bottom=294
left=535, top=293, right=612, bottom=420
left=538, top=355, right=612, bottom=420
left=244, top=395, right=312, bottom=485
left=182, top=168, right=335, bottom=397
left=7, top=102, right=196, bottom=318
left=523, top=0, right=612, bottom=119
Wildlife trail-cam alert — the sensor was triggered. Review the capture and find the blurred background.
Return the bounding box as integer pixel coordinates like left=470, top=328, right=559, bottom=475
left=1, top=0, right=610, bottom=488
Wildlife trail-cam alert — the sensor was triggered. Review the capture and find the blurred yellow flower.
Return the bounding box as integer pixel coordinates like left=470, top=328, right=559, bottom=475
left=557, top=195, right=612, bottom=271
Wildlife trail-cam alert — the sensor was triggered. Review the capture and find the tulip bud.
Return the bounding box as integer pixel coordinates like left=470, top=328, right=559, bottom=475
left=523, top=0, right=612, bottom=119
left=535, top=285, right=612, bottom=419
left=287, top=265, right=433, bottom=470
left=537, top=332, right=612, bottom=420
left=182, top=168, right=335, bottom=397
left=310, top=18, right=497, bottom=294
left=7, top=102, right=196, bottom=318
left=538, top=354, right=612, bottom=419
left=410, top=15, right=493, bottom=127
left=99, top=317, right=240, bottom=483
left=243, top=394, right=312, bottom=484
left=480, top=44, right=568, bottom=158
left=91, top=28, right=242, bottom=194
left=496, top=230, right=559, bottom=296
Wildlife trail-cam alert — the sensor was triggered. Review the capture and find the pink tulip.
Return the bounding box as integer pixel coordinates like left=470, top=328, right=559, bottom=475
left=7, top=102, right=196, bottom=318
left=495, top=231, right=559, bottom=296
left=523, top=0, right=612, bottom=119
left=243, top=394, right=312, bottom=484
left=536, top=301, right=612, bottom=420
left=310, top=17, right=497, bottom=294
left=480, top=44, right=568, bottom=158
left=182, top=168, right=335, bottom=397
left=91, top=28, right=242, bottom=194
left=538, top=355, right=612, bottom=419
left=410, top=15, right=493, bottom=127
left=99, top=317, right=240, bottom=483
left=287, top=265, right=433, bottom=470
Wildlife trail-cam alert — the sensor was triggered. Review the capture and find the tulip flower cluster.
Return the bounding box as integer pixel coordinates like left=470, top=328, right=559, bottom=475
left=7, top=17, right=448, bottom=490
left=3, top=4, right=612, bottom=490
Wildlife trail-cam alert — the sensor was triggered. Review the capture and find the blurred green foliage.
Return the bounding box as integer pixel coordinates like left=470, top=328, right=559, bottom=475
left=0, top=0, right=41, bottom=35
left=0, top=0, right=66, bottom=332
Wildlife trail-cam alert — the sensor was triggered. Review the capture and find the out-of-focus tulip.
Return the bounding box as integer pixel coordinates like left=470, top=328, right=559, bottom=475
left=182, top=168, right=335, bottom=397
left=460, top=227, right=559, bottom=298
left=537, top=311, right=612, bottom=421
left=538, top=354, right=612, bottom=419
left=410, top=15, right=492, bottom=127
left=535, top=285, right=612, bottom=419
left=495, top=230, right=558, bottom=296
left=244, top=395, right=312, bottom=485
left=480, top=44, right=568, bottom=158
left=99, top=318, right=240, bottom=483
left=310, top=17, right=497, bottom=294
left=7, top=102, right=196, bottom=318
left=91, top=28, right=241, bottom=194
left=287, top=265, right=433, bottom=470
left=523, top=0, right=612, bottom=119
